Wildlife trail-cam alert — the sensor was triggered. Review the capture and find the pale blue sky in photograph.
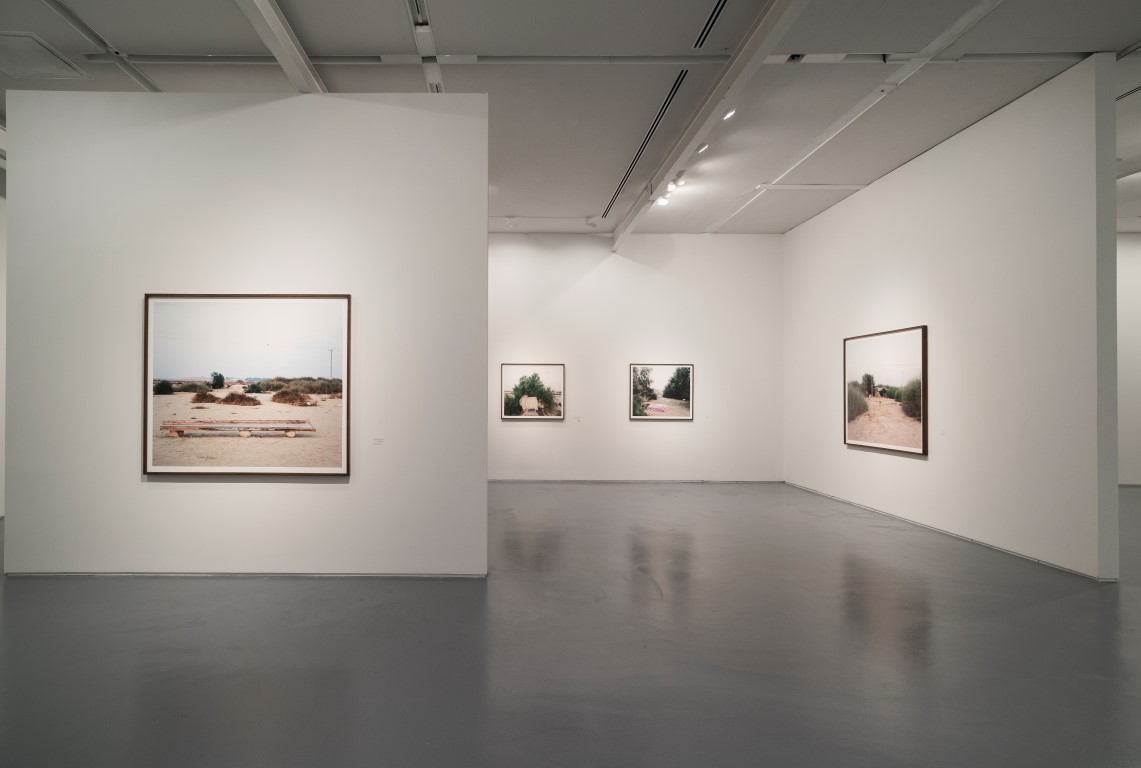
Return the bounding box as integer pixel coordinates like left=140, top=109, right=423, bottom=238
left=151, top=298, right=347, bottom=380
left=502, top=364, right=564, bottom=394
left=845, top=329, right=922, bottom=387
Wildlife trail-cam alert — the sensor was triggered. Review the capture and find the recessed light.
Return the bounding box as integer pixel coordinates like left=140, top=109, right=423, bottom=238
left=722, top=109, right=736, bottom=120
left=697, top=143, right=709, bottom=154
left=655, top=197, right=670, bottom=206
left=667, top=181, right=676, bottom=192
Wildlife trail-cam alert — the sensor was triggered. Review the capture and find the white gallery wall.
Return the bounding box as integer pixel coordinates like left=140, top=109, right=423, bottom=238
left=5, top=92, right=488, bottom=574
left=0, top=195, right=5, bottom=518
left=489, top=233, right=783, bottom=481
left=783, top=54, right=1118, bottom=580
left=1120, top=233, right=1141, bottom=484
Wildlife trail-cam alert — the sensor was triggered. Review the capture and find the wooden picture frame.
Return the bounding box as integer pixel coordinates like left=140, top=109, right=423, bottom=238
left=501, top=364, right=565, bottom=420
left=144, top=294, right=350, bottom=475
left=843, top=325, right=927, bottom=455
left=630, top=364, right=693, bottom=420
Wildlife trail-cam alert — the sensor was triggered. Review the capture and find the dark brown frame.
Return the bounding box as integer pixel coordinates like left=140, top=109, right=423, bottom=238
left=629, top=363, right=694, bottom=421
left=144, top=294, right=351, bottom=476
left=500, top=363, right=566, bottom=420
left=843, top=325, right=927, bottom=455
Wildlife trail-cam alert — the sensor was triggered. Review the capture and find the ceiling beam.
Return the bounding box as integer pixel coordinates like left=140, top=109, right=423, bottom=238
left=234, top=0, right=326, bottom=93
left=1118, top=37, right=1141, bottom=60
left=1118, top=159, right=1141, bottom=181
left=609, top=0, right=813, bottom=252
left=762, top=52, right=1083, bottom=65
left=38, top=0, right=159, bottom=91
left=406, top=0, right=444, bottom=92
left=705, top=0, right=1006, bottom=233
left=83, top=53, right=731, bottom=67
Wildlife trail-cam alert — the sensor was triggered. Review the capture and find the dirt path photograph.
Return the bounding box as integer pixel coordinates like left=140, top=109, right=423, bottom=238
left=630, top=364, right=692, bottom=420
left=846, top=396, right=922, bottom=450
left=844, top=326, right=926, bottom=453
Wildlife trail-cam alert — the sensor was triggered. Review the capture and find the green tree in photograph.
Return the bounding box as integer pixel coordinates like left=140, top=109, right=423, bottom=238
left=632, top=367, right=656, bottom=401
left=861, top=372, right=875, bottom=397
left=900, top=378, right=923, bottom=420
left=506, top=373, right=559, bottom=416
left=662, top=367, right=691, bottom=401
left=210, top=371, right=225, bottom=389
left=153, top=380, right=174, bottom=395
left=631, top=366, right=656, bottom=416
left=847, top=381, right=868, bottom=421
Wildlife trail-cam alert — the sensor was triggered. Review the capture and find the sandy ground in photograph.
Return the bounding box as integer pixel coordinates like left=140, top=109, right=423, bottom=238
left=639, top=397, right=691, bottom=418
left=847, top=397, right=921, bottom=449
left=502, top=393, right=562, bottom=417
left=151, top=385, right=343, bottom=468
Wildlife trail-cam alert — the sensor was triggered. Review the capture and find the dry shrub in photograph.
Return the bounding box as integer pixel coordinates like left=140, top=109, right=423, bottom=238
left=220, top=392, right=260, bottom=407
left=272, top=389, right=314, bottom=407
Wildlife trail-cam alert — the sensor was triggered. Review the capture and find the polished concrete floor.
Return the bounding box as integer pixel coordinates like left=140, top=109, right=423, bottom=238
left=0, top=483, right=1138, bottom=767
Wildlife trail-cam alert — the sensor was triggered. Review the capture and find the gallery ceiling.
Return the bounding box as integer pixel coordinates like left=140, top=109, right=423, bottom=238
left=0, top=0, right=1140, bottom=239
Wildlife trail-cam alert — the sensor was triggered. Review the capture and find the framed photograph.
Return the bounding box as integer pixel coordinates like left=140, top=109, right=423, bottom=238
left=145, top=294, right=350, bottom=475
left=501, top=364, right=564, bottom=420
left=630, top=364, right=693, bottom=420
left=844, top=325, right=927, bottom=455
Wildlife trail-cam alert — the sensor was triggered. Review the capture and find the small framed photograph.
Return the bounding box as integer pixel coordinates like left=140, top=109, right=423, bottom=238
left=501, top=364, right=564, bottom=420
left=844, top=325, right=927, bottom=454
left=630, top=364, right=693, bottom=420
left=145, top=294, right=350, bottom=475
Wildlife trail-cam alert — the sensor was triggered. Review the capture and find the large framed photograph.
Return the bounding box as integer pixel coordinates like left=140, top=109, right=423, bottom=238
left=630, top=364, right=693, bottom=420
left=501, top=364, right=564, bottom=420
left=145, top=294, right=350, bottom=475
left=844, top=325, right=927, bottom=455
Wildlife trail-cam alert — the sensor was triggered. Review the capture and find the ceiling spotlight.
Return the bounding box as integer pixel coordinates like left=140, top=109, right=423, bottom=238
left=697, top=143, right=709, bottom=154
left=722, top=109, right=736, bottom=120
left=667, top=181, right=677, bottom=192
left=655, top=197, right=670, bottom=206
left=676, top=178, right=686, bottom=186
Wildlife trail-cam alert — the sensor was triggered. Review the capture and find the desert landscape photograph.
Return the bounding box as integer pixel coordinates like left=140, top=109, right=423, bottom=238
left=844, top=326, right=926, bottom=454
left=502, top=364, right=564, bottom=419
left=145, top=295, right=350, bottom=474
left=630, top=364, right=692, bottom=420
